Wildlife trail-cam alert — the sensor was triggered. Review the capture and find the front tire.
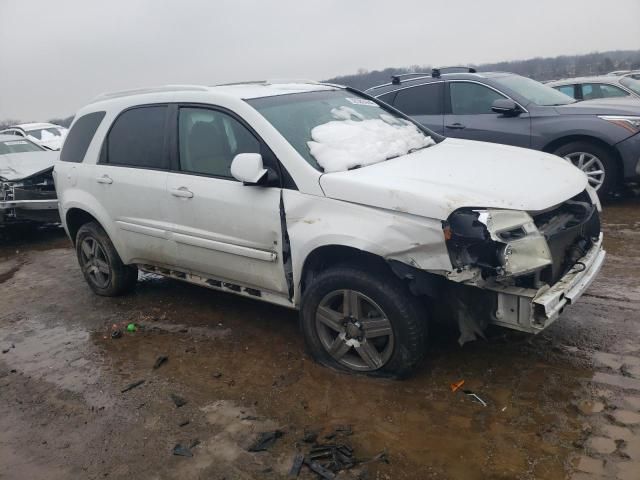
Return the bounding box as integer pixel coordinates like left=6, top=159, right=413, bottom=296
left=300, top=265, right=427, bottom=378
left=553, top=141, right=620, bottom=196
left=75, top=222, right=137, bottom=296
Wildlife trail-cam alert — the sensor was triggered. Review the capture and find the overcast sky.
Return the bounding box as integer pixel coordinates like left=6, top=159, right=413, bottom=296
left=1, top=0, right=639, bottom=120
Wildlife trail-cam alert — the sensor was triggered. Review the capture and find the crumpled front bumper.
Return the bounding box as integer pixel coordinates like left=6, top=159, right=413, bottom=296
left=488, top=233, right=605, bottom=333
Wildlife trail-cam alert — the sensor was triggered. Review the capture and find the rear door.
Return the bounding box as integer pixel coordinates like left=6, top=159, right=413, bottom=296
left=91, top=104, right=174, bottom=266
left=443, top=80, right=531, bottom=148
left=384, top=82, right=445, bottom=135
left=165, top=105, right=288, bottom=296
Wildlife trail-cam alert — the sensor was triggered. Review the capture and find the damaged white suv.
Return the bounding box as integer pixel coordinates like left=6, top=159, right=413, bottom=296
left=54, top=82, right=605, bottom=377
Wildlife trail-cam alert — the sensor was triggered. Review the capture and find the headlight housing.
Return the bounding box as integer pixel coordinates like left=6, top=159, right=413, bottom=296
left=444, top=209, right=552, bottom=278
left=598, top=115, right=640, bottom=134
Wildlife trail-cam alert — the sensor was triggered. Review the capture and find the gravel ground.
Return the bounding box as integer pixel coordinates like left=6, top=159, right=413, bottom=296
left=0, top=195, right=639, bottom=479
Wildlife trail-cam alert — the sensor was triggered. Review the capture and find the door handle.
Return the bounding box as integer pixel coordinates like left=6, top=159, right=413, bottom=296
left=170, top=187, right=194, bottom=198
left=445, top=123, right=466, bottom=130
left=96, top=175, right=113, bottom=184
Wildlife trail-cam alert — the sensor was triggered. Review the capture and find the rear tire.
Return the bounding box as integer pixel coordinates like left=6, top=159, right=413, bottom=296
left=553, top=141, right=620, bottom=196
left=75, top=222, right=137, bottom=296
left=300, top=265, right=427, bottom=378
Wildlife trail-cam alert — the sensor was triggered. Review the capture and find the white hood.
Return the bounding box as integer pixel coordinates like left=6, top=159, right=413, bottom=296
left=0, top=151, right=58, bottom=181
left=319, top=138, right=587, bottom=220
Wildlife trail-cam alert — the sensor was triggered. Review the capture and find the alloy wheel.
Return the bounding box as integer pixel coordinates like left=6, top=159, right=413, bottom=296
left=80, top=237, right=111, bottom=288
left=564, top=151, right=605, bottom=190
left=315, top=289, right=394, bottom=372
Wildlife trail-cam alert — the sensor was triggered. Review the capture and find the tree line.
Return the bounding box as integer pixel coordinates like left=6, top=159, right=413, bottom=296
left=324, top=49, right=640, bottom=91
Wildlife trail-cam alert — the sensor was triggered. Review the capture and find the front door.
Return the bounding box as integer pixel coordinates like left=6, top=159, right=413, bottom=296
left=165, top=105, right=288, bottom=295
left=443, top=80, right=531, bottom=148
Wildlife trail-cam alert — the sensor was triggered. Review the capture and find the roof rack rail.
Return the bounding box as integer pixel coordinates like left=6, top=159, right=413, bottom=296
left=390, top=72, right=432, bottom=85
left=431, top=66, right=476, bottom=78
left=92, top=85, right=209, bottom=102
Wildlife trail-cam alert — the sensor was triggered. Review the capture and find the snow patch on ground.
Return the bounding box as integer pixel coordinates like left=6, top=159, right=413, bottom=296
left=308, top=111, right=434, bottom=172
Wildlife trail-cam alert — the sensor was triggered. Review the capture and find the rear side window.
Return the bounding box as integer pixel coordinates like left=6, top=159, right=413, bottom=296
left=393, top=83, right=443, bottom=115
left=449, top=82, right=505, bottom=114
left=60, top=111, right=105, bottom=163
left=105, top=106, right=168, bottom=169
left=581, top=83, right=629, bottom=100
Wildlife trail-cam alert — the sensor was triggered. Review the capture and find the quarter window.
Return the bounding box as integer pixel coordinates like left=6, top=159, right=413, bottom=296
left=105, top=106, right=168, bottom=169
left=178, top=107, right=260, bottom=178
left=449, top=82, right=506, bottom=114
left=60, top=111, right=105, bottom=163
left=392, top=83, right=443, bottom=115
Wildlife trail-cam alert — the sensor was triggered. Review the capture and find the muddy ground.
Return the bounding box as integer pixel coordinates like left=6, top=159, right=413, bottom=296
left=1, top=197, right=639, bottom=480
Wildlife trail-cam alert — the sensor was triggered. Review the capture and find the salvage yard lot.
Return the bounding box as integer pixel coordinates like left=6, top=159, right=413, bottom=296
left=1, top=196, right=639, bottom=479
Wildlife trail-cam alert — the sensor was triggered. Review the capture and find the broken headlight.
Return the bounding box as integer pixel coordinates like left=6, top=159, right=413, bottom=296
left=443, top=209, right=552, bottom=278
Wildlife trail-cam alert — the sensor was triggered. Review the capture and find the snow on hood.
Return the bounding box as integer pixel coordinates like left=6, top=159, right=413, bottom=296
left=319, top=138, right=587, bottom=220
left=0, top=150, right=58, bottom=181
left=308, top=108, right=435, bottom=172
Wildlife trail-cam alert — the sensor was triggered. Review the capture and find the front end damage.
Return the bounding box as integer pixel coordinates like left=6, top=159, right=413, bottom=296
left=0, top=170, right=59, bottom=225
left=438, top=189, right=605, bottom=339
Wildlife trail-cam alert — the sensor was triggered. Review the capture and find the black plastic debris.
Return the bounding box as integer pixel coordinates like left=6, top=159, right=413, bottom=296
left=247, top=430, right=284, bottom=452
left=153, top=355, right=168, bottom=369
left=121, top=379, right=145, bottom=393
left=170, top=393, right=187, bottom=408
left=288, top=453, right=304, bottom=477
left=172, top=443, right=193, bottom=457
left=303, top=430, right=319, bottom=443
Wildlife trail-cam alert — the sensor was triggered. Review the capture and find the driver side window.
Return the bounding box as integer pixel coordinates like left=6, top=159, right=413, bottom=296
left=449, top=82, right=506, bottom=115
left=178, top=107, right=260, bottom=178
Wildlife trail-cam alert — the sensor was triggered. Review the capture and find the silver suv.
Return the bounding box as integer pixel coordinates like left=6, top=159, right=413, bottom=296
left=54, top=81, right=605, bottom=377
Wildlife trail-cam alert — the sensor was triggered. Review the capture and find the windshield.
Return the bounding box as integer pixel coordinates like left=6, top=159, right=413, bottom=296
left=620, top=77, right=640, bottom=95
left=494, top=75, right=576, bottom=106
left=0, top=139, right=44, bottom=155
left=248, top=90, right=434, bottom=172
left=27, top=127, right=63, bottom=140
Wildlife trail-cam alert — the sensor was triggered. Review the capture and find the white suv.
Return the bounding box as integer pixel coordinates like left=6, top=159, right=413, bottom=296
left=54, top=81, right=605, bottom=377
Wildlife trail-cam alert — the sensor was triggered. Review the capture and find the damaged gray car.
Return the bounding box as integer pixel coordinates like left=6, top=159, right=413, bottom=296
left=0, top=135, right=59, bottom=225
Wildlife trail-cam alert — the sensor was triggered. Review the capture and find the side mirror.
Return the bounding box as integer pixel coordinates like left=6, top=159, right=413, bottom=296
left=231, top=153, right=268, bottom=185
left=491, top=98, right=521, bottom=116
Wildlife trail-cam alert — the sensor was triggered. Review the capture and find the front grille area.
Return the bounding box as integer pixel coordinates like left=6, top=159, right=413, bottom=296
left=533, top=191, right=600, bottom=285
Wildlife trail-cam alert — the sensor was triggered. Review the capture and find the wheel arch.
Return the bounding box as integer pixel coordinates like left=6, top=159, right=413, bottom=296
left=542, top=135, right=623, bottom=172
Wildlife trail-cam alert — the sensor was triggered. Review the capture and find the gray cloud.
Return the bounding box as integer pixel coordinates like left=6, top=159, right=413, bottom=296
left=1, top=0, right=639, bottom=120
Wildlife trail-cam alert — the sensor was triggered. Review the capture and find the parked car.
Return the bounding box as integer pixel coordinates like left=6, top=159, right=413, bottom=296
left=546, top=75, right=640, bottom=101
left=0, top=122, right=68, bottom=151
left=0, top=134, right=60, bottom=225
left=608, top=70, right=640, bottom=80
left=366, top=68, right=640, bottom=196
left=54, top=82, right=605, bottom=377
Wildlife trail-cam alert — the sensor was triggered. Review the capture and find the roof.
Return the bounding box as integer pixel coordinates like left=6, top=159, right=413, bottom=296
left=546, top=75, right=623, bottom=86
left=365, top=71, right=512, bottom=94
left=91, top=81, right=341, bottom=104
left=11, top=122, right=63, bottom=130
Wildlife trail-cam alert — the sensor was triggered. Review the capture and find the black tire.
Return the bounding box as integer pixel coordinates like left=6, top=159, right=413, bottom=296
left=553, top=141, right=620, bottom=197
left=300, top=265, right=427, bottom=378
left=75, top=222, right=137, bottom=296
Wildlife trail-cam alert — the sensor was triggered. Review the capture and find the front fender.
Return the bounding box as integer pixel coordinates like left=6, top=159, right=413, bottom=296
left=282, top=190, right=452, bottom=305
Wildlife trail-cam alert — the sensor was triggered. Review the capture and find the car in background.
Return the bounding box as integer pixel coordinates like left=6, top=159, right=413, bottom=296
left=366, top=68, right=640, bottom=196
left=608, top=70, right=640, bottom=80
left=546, top=76, right=640, bottom=101
left=0, top=134, right=59, bottom=225
left=0, top=122, right=68, bottom=151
